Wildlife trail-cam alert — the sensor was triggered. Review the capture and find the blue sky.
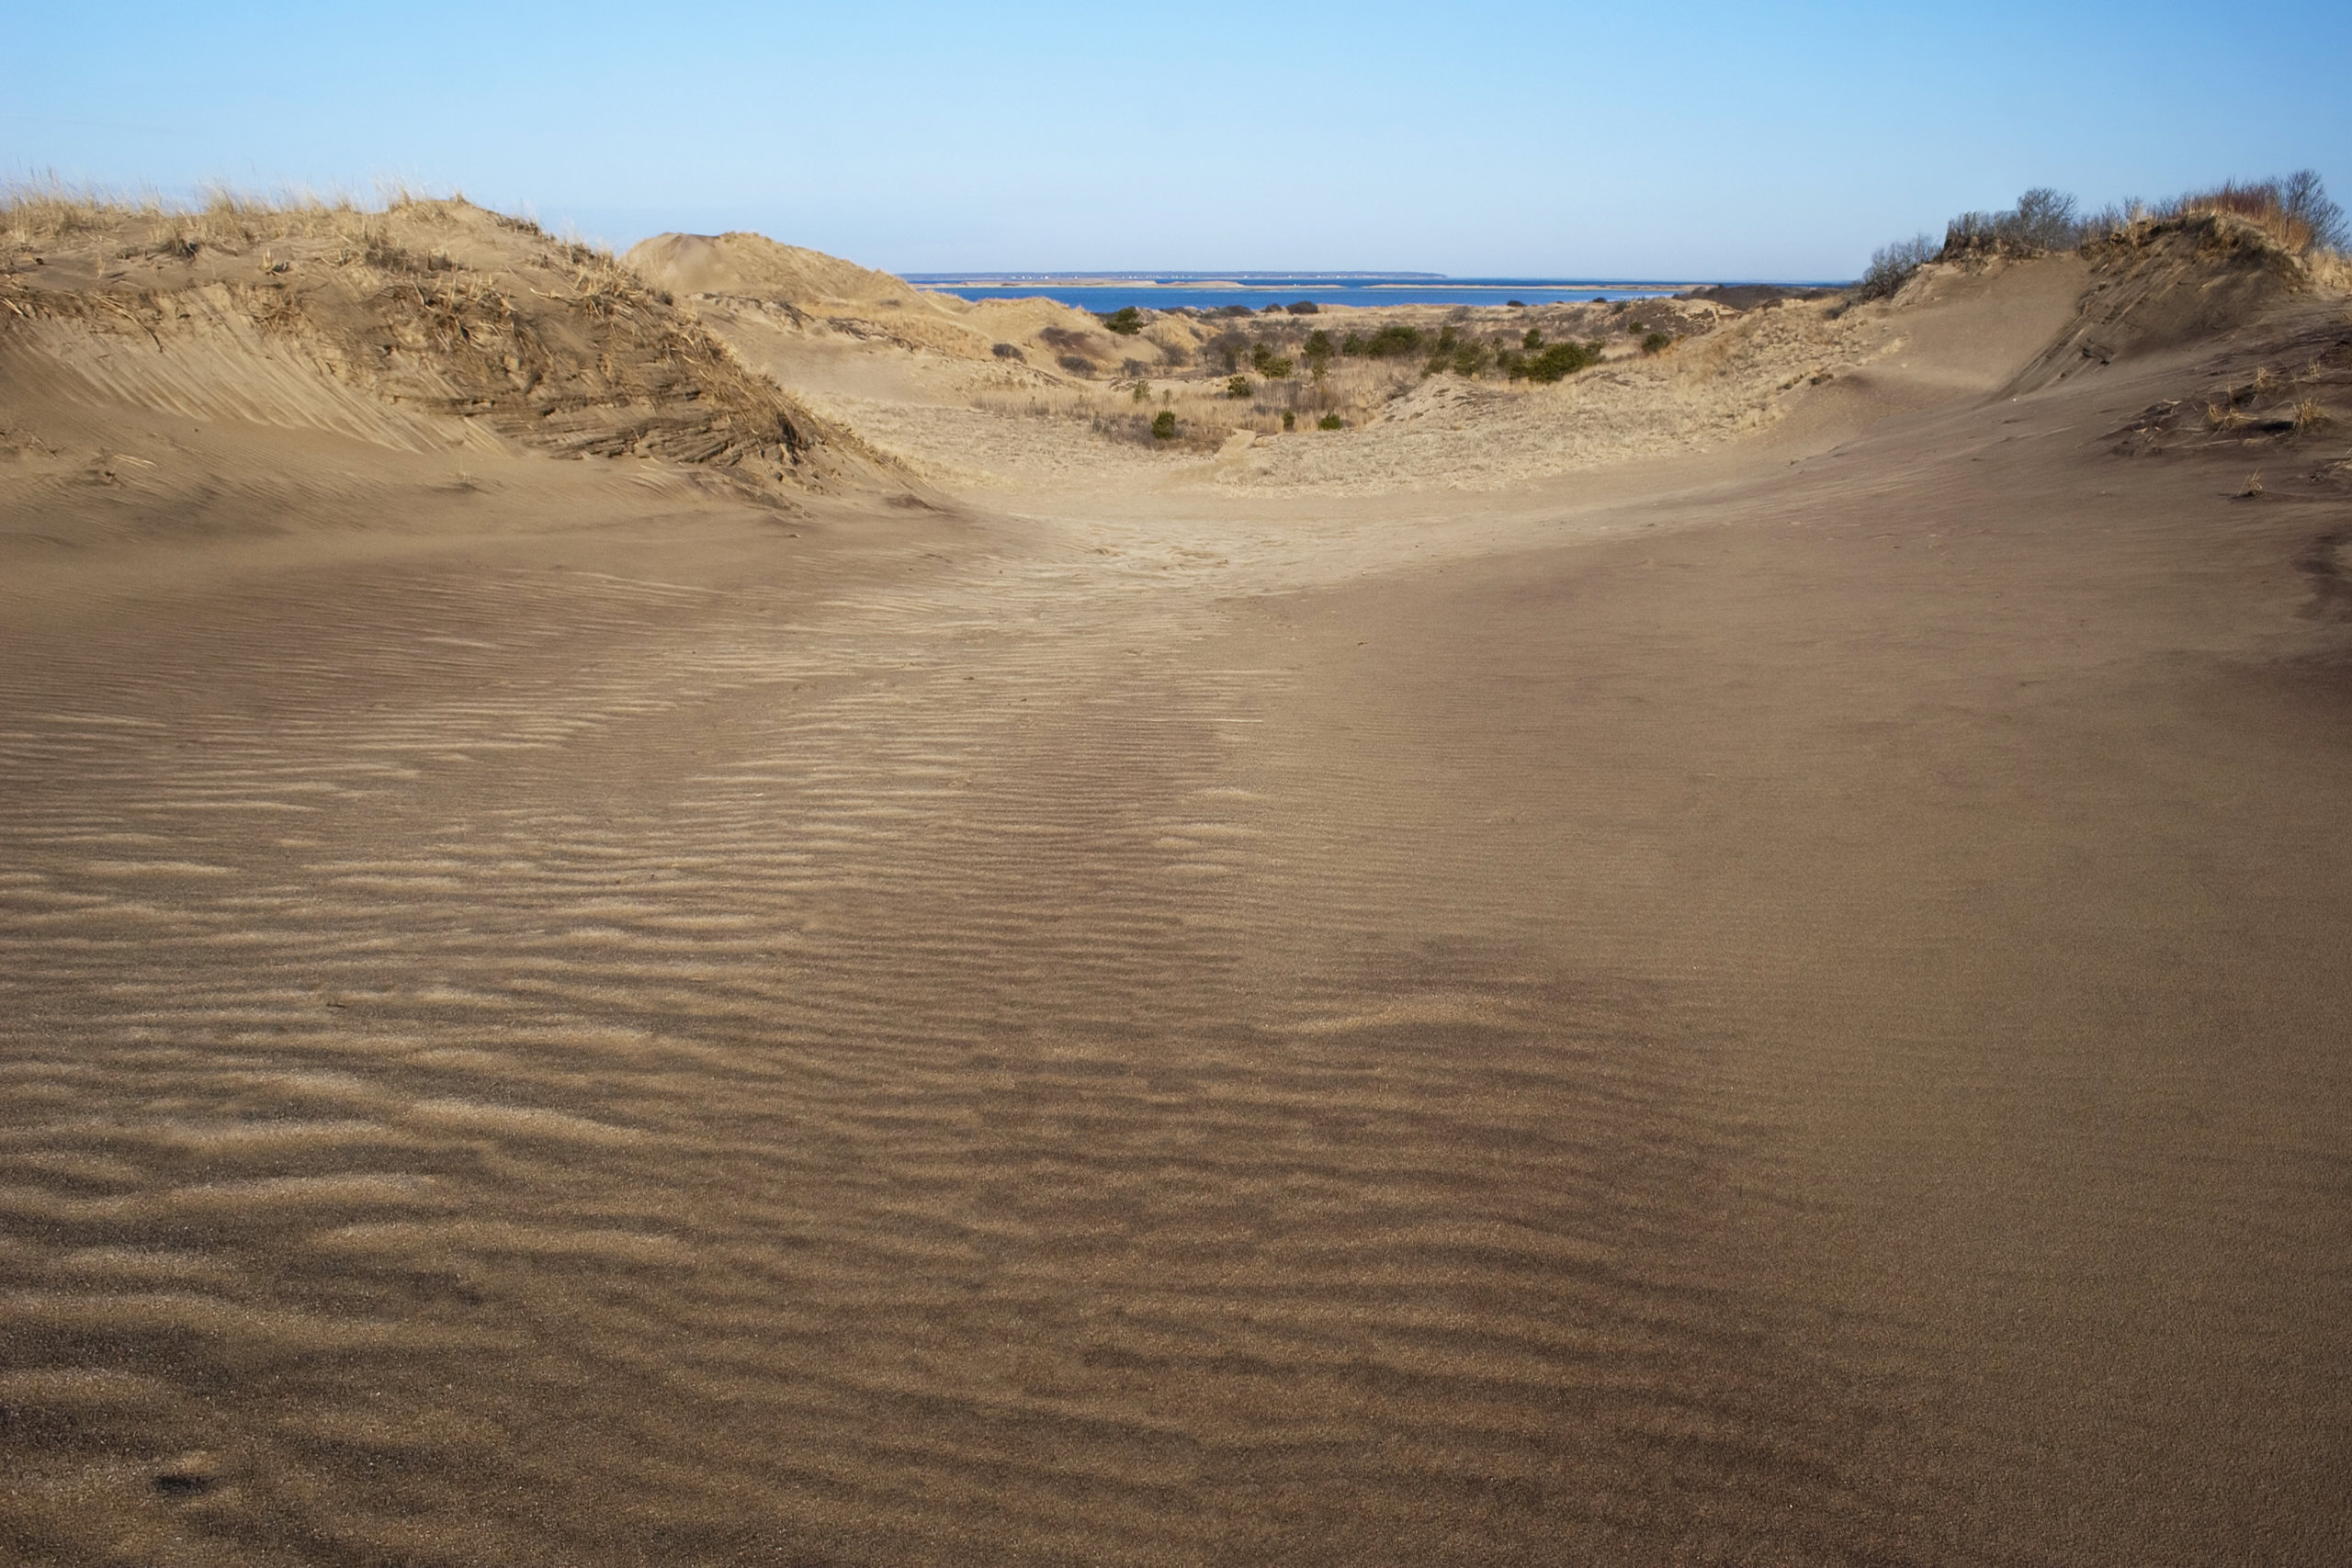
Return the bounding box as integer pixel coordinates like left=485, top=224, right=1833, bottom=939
left=7, top=0, right=2347, bottom=279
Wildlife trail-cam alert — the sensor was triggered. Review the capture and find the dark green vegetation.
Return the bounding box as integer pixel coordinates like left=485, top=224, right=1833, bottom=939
left=1317, top=412, right=1344, bottom=429
left=1151, top=409, right=1176, bottom=439
left=1341, top=322, right=1426, bottom=360
left=1330, top=319, right=1603, bottom=383
left=1403, top=321, right=1606, bottom=383
left=1101, top=306, right=1144, bottom=335
left=1499, top=340, right=1600, bottom=382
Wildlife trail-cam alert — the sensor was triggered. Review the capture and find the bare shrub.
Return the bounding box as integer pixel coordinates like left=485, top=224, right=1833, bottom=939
left=1854, top=234, right=1935, bottom=301
left=991, top=342, right=1024, bottom=360
left=1944, top=187, right=2085, bottom=256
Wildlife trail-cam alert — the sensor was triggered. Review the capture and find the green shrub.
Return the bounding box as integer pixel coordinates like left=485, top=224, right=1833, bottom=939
left=1522, top=328, right=1544, bottom=349
left=1250, top=343, right=1295, bottom=378
left=1317, top=413, right=1344, bottom=430
left=1282, top=410, right=1296, bottom=431
left=1360, top=322, right=1422, bottom=358
left=1101, top=306, right=1144, bottom=335
left=1501, top=342, right=1595, bottom=382
left=1641, top=332, right=1673, bottom=355
left=1304, top=328, right=1334, bottom=363
left=1339, top=324, right=1422, bottom=358
left=1226, top=375, right=1252, bottom=399
left=1151, top=410, right=1177, bottom=439
left=1430, top=342, right=1488, bottom=377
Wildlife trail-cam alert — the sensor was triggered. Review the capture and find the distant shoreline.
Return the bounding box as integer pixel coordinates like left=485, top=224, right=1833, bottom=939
left=903, top=272, right=1839, bottom=311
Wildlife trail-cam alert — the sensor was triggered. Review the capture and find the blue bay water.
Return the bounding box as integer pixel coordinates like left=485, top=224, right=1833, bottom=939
left=902, top=275, right=1702, bottom=312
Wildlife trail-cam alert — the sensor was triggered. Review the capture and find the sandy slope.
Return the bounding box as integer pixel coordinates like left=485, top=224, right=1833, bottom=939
left=3, top=216, right=2351, bottom=1566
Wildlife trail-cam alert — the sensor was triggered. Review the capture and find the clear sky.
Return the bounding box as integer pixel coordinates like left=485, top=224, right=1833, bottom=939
left=8, top=0, right=2347, bottom=280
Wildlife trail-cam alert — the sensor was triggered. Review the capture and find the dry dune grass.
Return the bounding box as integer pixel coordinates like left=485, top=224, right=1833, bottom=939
left=2154, top=175, right=2347, bottom=254
left=6, top=177, right=507, bottom=259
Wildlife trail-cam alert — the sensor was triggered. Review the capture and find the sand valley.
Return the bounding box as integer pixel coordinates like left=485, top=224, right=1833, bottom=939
left=3, top=191, right=2350, bottom=1565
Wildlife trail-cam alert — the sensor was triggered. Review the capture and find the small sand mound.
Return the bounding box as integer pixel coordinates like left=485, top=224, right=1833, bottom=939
left=623, top=231, right=914, bottom=309
left=625, top=229, right=1148, bottom=372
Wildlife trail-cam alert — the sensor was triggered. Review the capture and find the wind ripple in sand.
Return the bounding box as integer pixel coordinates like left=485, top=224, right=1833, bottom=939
left=0, top=523, right=2189, bottom=1565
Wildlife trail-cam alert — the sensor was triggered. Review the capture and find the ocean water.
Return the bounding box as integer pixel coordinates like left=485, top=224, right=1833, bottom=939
left=903, top=274, right=1699, bottom=312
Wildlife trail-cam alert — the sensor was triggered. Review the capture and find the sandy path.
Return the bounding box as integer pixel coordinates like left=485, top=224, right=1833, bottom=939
left=3, top=334, right=2350, bottom=1566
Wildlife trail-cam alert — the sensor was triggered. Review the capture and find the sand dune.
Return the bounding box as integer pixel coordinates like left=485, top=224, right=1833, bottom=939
left=0, top=198, right=900, bottom=504
left=3, top=202, right=2351, bottom=1565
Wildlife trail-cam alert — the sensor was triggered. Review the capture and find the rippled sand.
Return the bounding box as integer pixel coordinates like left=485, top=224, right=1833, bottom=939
left=6, top=335, right=2352, bottom=1565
